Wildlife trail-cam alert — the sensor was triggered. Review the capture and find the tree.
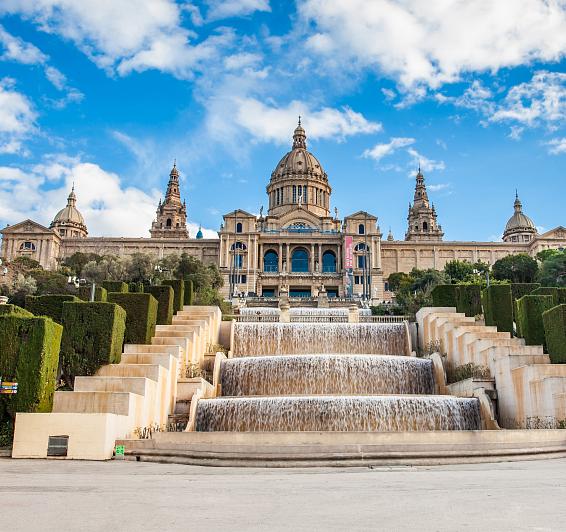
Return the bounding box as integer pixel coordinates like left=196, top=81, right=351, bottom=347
left=444, top=260, right=474, bottom=283
left=492, top=254, right=538, bottom=283
left=391, top=268, right=448, bottom=315
left=536, top=249, right=562, bottom=263
left=126, top=253, right=157, bottom=283
left=387, top=272, right=411, bottom=292
left=82, top=255, right=127, bottom=283
left=537, top=251, right=566, bottom=287
left=174, top=254, right=223, bottom=291
left=7, top=273, right=37, bottom=306
left=61, top=252, right=102, bottom=276
left=11, top=256, right=41, bottom=271
left=30, top=269, right=72, bottom=295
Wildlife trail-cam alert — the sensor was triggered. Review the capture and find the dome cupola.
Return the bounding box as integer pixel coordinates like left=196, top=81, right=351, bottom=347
left=503, top=191, right=537, bottom=243
left=50, top=185, right=88, bottom=238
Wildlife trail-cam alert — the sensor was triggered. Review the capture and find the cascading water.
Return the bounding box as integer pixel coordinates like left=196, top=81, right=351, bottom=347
left=232, top=322, right=409, bottom=357
left=221, top=355, right=434, bottom=396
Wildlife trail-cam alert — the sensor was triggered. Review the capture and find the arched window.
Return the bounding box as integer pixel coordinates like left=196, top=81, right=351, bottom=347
left=166, top=218, right=172, bottom=227
left=423, top=221, right=428, bottom=231
left=230, top=242, right=247, bottom=250
left=358, top=223, right=365, bottom=235
left=19, top=241, right=36, bottom=251
left=291, top=248, right=309, bottom=272
left=322, top=250, right=336, bottom=273
left=264, top=250, right=278, bottom=272
left=354, top=243, right=368, bottom=252
left=236, top=222, right=243, bottom=233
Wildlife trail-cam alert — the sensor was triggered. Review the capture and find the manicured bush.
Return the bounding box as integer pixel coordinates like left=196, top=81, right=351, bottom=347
left=543, top=305, right=566, bottom=363
left=78, top=285, right=108, bottom=302
left=431, top=285, right=459, bottom=308
left=163, top=279, right=184, bottom=313
left=482, top=284, right=513, bottom=333
left=184, top=279, right=194, bottom=306
left=108, top=293, right=158, bottom=344
left=101, top=280, right=128, bottom=293
left=60, top=302, right=126, bottom=386
left=147, top=285, right=174, bottom=325
left=515, top=295, right=555, bottom=346
left=0, top=315, right=62, bottom=422
left=128, top=281, right=145, bottom=293
left=531, top=286, right=559, bottom=303
left=25, top=294, right=80, bottom=324
left=455, top=285, right=482, bottom=317
left=511, top=283, right=541, bottom=303
left=0, top=304, right=33, bottom=317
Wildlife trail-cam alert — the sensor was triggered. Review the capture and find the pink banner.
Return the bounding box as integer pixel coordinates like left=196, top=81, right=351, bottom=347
left=344, top=236, right=353, bottom=269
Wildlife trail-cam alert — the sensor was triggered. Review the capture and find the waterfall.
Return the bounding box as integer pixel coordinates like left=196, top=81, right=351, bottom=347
left=196, top=396, right=481, bottom=432
left=233, top=322, right=408, bottom=357
left=221, top=355, right=434, bottom=396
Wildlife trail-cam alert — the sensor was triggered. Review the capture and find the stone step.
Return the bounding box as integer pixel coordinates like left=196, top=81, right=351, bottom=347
left=53, top=391, right=142, bottom=416
left=74, top=376, right=154, bottom=396
left=174, top=398, right=192, bottom=415
left=97, top=363, right=161, bottom=381
left=120, top=353, right=175, bottom=370
left=124, top=344, right=182, bottom=358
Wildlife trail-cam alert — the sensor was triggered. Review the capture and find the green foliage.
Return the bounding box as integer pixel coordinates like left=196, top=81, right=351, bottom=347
left=162, top=279, right=184, bottom=312
left=393, top=268, right=448, bottom=315
left=77, top=285, right=108, bottom=302
left=60, top=302, right=126, bottom=386
left=184, top=279, right=194, bottom=305
left=492, top=254, right=538, bottom=283
left=4, top=273, right=37, bottom=307
left=102, top=280, right=129, bottom=293
left=516, top=295, right=555, bottom=346
left=194, top=285, right=230, bottom=313
left=531, top=286, right=559, bottom=303
left=431, top=284, right=459, bottom=307
left=126, top=253, right=157, bottom=283
left=61, top=252, right=102, bottom=276
left=29, top=269, right=72, bottom=295
left=25, top=294, right=80, bottom=324
left=387, top=272, right=411, bottom=292
left=11, top=256, right=41, bottom=271
left=147, top=285, right=174, bottom=325
left=511, top=283, right=541, bottom=303
left=370, top=304, right=405, bottom=316
left=175, top=253, right=223, bottom=291
left=0, top=304, right=33, bottom=317
left=543, top=305, right=566, bottom=363
left=83, top=255, right=127, bottom=283
left=128, top=281, right=145, bottom=293
left=446, top=363, right=491, bottom=384
left=0, top=315, right=62, bottom=424
left=455, top=285, right=482, bottom=317
left=537, top=251, right=566, bottom=287
left=444, top=260, right=474, bottom=283
left=108, top=293, right=157, bottom=344
left=482, top=284, right=513, bottom=333
left=536, top=249, right=562, bottom=263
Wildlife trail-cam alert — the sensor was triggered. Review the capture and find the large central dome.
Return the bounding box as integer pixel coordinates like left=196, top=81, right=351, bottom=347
left=267, top=120, right=332, bottom=218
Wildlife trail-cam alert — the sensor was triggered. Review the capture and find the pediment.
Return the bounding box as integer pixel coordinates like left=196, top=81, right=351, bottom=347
left=344, top=210, right=377, bottom=221
left=537, top=226, right=566, bottom=240
left=278, top=208, right=323, bottom=228
left=0, top=219, right=54, bottom=235
left=223, top=209, right=256, bottom=219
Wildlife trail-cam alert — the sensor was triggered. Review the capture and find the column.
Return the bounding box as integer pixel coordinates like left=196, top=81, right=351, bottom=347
left=286, top=243, right=290, bottom=273
left=219, top=235, right=224, bottom=268
left=310, top=243, right=315, bottom=272
left=259, top=242, right=264, bottom=272
left=278, top=243, right=283, bottom=272
left=318, top=244, right=322, bottom=270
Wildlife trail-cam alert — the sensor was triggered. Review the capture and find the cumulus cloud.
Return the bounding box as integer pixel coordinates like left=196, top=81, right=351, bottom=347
left=546, top=137, right=566, bottom=155
left=0, top=24, right=46, bottom=64
left=0, top=156, right=217, bottom=238
left=0, top=79, right=36, bottom=154
left=0, top=0, right=233, bottom=79
left=299, top=0, right=566, bottom=90
left=407, top=147, right=446, bottom=173
left=205, top=0, right=271, bottom=21
left=362, top=137, right=415, bottom=161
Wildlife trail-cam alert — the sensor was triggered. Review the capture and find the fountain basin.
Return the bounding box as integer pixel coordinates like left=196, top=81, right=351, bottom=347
left=195, top=395, right=481, bottom=432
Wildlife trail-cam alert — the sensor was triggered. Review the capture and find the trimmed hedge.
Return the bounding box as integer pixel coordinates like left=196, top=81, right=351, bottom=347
left=543, top=305, right=566, bottom=363
left=128, top=282, right=145, bottom=293
left=511, top=283, right=541, bottom=303
left=431, top=284, right=481, bottom=317
left=147, top=285, right=174, bottom=325
left=163, top=279, right=184, bottom=313
left=102, top=281, right=128, bottom=293
left=532, top=286, right=559, bottom=303
left=0, top=304, right=33, bottom=317
left=184, top=279, right=194, bottom=306
left=108, top=293, right=158, bottom=344
left=60, top=302, right=126, bottom=386
left=25, top=294, right=80, bottom=324
left=482, top=284, right=513, bottom=333
left=0, top=315, right=62, bottom=423
left=78, top=285, right=108, bottom=302
left=515, top=295, right=555, bottom=346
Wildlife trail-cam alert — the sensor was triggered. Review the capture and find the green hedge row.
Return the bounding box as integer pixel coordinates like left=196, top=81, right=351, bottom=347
left=0, top=315, right=62, bottom=423
left=163, top=280, right=184, bottom=313
left=78, top=285, right=108, bottom=302
left=0, top=304, right=33, bottom=317
left=108, top=293, right=158, bottom=344
left=60, top=302, right=126, bottom=387
left=101, top=281, right=128, bottom=293
left=543, top=304, right=566, bottom=363
left=128, top=282, right=145, bottom=293
left=184, top=279, right=194, bottom=306
left=481, top=284, right=513, bottom=333
left=515, top=295, right=555, bottom=347
left=531, top=287, right=566, bottom=305
left=511, top=283, right=541, bottom=319
left=431, top=284, right=481, bottom=317
left=25, top=294, right=80, bottom=324
left=147, top=285, right=174, bottom=325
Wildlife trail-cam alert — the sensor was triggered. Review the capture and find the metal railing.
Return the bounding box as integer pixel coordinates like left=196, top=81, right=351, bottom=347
left=290, top=315, right=348, bottom=323
left=360, top=315, right=411, bottom=323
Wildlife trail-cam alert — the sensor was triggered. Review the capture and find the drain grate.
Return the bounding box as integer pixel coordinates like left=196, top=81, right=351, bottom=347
left=47, top=435, right=69, bottom=457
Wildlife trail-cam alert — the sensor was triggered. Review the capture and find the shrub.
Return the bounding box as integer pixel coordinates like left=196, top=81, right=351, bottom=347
left=515, top=295, right=555, bottom=346
left=147, top=285, right=174, bottom=325
left=455, top=285, right=482, bottom=317
left=60, top=302, right=126, bottom=386
left=184, top=279, right=194, bottom=306
left=431, top=285, right=459, bottom=307
left=446, top=362, right=491, bottom=384
left=163, top=279, right=184, bottom=313
left=0, top=304, right=33, bottom=317
left=511, top=283, right=541, bottom=303
left=543, top=305, right=566, bottom=363
left=101, top=280, right=128, bottom=293
left=531, top=286, right=559, bottom=303
left=108, top=293, right=158, bottom=344
left=0, top=315, right=62, bottom=423
left=25, top=294, right=80, bottom=324
left=78, top=285, right=108, bottom=302
left=128, top=281, right=145, bottom=293
left=482, top=284, right=513, bottom=333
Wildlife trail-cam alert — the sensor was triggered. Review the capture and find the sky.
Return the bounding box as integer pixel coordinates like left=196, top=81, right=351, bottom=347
left=0, top=0, right=565, bottom=242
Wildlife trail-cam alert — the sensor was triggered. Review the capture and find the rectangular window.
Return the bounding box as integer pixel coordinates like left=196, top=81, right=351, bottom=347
left=303, top=185, right=308, bottom=203
left=357, top=255, right=366, bottom=269
left=292, top=185, right=297, bottom=203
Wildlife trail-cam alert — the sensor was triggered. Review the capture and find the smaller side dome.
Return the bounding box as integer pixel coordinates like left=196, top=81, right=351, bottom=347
left=196, top=225, right=203, bottom=239
left=50, top=185, right=88, bottom=238
left=503, top=192, right=537, bottom=243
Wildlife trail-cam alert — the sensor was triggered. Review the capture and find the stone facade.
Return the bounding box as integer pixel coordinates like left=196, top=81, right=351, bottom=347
left=1, top=122, right=565, bottom=302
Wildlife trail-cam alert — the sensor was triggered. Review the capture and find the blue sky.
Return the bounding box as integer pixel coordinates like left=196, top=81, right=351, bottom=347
left=0, top=0, right=565, bottom=241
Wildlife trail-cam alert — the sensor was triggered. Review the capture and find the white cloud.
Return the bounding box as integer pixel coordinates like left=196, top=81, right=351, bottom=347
left=508, top=126, right=525, bottom=141
left=0, top=79, right=36, bottom=154
left=0, top=156, right=217, bottom=238
left=299, top=0, right=566, bottom=90
left=362, top=137, right=415, bottom=161
left=205, top=0, right=271, bottom=21
left=0, top=24, right=46, bottom=64
left=1, top=0, right=233, bottom=79
left=407, top=147, right=446, bottom=173
left=427, top=183, right=451, bottom=192
left=546, top=137, right=566, bottom=154
left=234, top=98, right=381, bottom=144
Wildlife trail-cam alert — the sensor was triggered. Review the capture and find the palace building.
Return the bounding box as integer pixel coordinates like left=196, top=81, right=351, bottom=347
left=2, top=121, right=565, bottom=302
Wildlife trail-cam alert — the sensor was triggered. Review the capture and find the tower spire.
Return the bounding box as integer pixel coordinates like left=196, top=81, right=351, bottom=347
left=292, top=118, right=306, bottom=149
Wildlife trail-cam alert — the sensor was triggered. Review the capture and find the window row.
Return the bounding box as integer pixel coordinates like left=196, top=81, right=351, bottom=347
left=272, top=186, right=327, bottom=206
left=263, top=249, right=337, bottom=273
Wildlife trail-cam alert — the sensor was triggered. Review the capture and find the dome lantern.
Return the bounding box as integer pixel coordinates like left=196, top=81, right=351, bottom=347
left=50, top=184, right=88, bottom=238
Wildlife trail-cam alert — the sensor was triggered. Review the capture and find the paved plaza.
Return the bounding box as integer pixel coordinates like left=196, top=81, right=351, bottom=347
left=1, top=458, right=566, bottom=531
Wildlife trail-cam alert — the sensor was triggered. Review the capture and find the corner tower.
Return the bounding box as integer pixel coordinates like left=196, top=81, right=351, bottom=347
left=266, top=119, right=332, bottom=218
left=150, top=163, right=189, bottom=239
left=405, top=168, right=443, bottom=242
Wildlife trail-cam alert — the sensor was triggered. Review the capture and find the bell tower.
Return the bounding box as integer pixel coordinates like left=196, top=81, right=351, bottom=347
left=405, top=168, right=443, bottom=242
